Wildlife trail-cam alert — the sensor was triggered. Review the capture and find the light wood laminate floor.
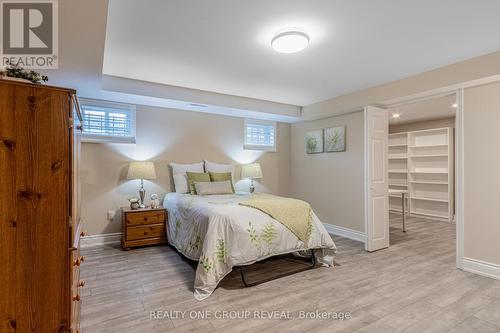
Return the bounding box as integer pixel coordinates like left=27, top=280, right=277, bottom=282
left=80, top=214, right=500, bottom=332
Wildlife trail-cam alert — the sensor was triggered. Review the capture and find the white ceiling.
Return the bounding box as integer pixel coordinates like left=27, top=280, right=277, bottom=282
left=103, top=0, right=500, bottom=106
left=389, top=95, right=456, bottom=125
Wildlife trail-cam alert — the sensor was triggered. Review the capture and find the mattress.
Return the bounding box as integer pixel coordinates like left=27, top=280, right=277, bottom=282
left=163, top=192, right=337, bottom=300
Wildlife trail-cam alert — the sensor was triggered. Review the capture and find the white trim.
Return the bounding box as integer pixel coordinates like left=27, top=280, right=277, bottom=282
left=381, top=89, right=464, bottom=271
left=363, top=108, right=369, bottom=250
left=80, top=232, right=121, bottom=248
left=463, top=257, right=500, bottom=280
left=456, top=89, right=465, bottom=269
left=323, top=223, right=366, bottom=243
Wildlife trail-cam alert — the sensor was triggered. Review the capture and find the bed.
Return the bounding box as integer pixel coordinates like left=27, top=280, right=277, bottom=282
left=163, top=192, right=337, bottom=300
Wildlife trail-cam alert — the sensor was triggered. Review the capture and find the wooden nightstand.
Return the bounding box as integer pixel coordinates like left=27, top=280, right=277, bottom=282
left=121, top=207, right=167, bottom=250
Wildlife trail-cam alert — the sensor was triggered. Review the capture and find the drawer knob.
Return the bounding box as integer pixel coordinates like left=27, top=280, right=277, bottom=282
left=143, top=217, right=148, bottom=221
left=79, top=281, right=85, bottom=287
left=73, top=256, right=84, bottom=266
left=72, top=294, right=80, bottom=302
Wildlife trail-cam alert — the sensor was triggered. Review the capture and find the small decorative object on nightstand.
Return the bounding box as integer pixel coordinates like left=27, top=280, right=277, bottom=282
left=127, top=161, right=157, bottom=208
left=241, top=163, right=263, bottom=193
left=128, top=197, right=140, bottom=209
left=121, top=207, right=167, bottom=250
left=150, top=194, right=160, bottom=209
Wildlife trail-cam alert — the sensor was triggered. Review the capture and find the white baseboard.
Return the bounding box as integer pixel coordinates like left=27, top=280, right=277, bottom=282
left=323, top=223, right=366, bottom=243
left=463, top=257, right=500, bottom=280
left=80, top=232, right=121, bottom=248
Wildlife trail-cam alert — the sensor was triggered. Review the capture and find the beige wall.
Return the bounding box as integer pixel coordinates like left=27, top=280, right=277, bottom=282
left=81, top=106, right=291, bottom=235
left=389, top=117, right=455, bottom=133
left=290, top=111, right=365, bottom=232
left=464, top=82, right=500, bottom=266
left=303, top=50, right=500, bottom=120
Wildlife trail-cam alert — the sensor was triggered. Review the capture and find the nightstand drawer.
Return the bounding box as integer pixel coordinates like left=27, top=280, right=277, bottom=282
left=126, top=224, right=165, bottom=241
left=125, top=210, right=166, bottom=226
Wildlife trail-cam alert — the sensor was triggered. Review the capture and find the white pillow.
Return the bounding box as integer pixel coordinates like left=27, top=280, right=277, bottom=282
left=170, top=162, right=204, bottom=193
left=194, top=181, right=233, bottom=195
left=204, top=160, right=234, bottom=176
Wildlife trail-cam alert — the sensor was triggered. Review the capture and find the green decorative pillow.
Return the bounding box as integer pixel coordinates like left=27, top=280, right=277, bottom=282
left=186, top=172, right=210, bottom=194
left=209, top=172, right=235, bottom=193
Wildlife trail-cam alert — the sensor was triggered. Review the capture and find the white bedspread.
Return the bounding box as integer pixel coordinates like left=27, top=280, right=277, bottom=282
left=163, top=192, right=337, bottom=300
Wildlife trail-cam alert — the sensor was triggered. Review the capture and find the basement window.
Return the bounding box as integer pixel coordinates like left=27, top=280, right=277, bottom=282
left=244, top=119, right=277, bottom=151
left=80, top=99, right=136, bottom=143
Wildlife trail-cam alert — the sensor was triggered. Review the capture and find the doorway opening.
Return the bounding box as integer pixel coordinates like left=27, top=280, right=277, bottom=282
left=387, top=94, right=457, bottom=247
left=364, top=90, right=462, bottom=264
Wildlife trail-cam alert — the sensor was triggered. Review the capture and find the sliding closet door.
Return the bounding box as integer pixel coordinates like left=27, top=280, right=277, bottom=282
left=365, top=106, right=389, bottom=251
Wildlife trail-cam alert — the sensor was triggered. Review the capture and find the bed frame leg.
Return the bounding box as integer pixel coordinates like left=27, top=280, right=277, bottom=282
left=239, top=250, right=316, bottom=287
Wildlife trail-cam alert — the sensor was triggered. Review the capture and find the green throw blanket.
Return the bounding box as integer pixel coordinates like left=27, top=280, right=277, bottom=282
left=239, top=193, right=313, bottom=244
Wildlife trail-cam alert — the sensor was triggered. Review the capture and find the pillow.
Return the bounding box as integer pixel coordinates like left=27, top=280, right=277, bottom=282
left=186, top=172, right=210, bottom=194
left=209, top=172, right=235, bottom=193
left=204, top=160, right=234, bottom=174
left=194, top=181, right=234, bottom=195
left=170, top=162, right=204, bottom=193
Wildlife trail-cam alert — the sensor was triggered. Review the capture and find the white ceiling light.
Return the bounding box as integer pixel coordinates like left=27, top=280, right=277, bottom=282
left=271, top=30, right=309, bottom=53
left=391, top=113, right=401, bottom=119
left=451, top=103, right=458, bottom=108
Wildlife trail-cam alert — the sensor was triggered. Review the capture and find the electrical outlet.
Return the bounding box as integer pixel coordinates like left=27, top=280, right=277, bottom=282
left=107, top=211, right=115, bottom=220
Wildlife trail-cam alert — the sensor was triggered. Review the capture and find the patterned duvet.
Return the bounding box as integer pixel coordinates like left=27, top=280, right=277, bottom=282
left=163, top=192, right=337, bottom=300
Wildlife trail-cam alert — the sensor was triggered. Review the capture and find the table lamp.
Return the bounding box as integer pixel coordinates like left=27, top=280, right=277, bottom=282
left=127, top=161, right=156, bottom=208
left=241, top=163, right=263, bottom=193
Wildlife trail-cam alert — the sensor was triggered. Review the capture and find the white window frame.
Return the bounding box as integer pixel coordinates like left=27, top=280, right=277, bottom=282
left=244, top=119, right=277, bottom=152
left=79, top=98, right=136, bottom=144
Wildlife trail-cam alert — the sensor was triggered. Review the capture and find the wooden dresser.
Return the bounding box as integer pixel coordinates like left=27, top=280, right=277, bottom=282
left=121, top=207, right=167, bottom=250
left=0, top=79, right=83, bottom=332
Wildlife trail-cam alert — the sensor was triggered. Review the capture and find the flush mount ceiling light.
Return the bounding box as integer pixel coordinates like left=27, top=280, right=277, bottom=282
left=391, top=113, right=401, bottom=119
left=451, top=103, right=458, bottom=108
left=271, top=30, right=310, bottom=53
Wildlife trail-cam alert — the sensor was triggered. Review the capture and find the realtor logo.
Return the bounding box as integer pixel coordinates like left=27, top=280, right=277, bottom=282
left=1, top=0, right=58, bottom=69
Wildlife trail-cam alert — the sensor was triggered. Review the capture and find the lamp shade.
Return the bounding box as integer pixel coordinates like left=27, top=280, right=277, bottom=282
left=127, top=161, right=156, bottom=180
left=241, top=163, right=263, bottom=179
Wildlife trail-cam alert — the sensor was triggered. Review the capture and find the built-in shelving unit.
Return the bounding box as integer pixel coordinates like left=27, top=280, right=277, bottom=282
left=388, top=133, right=409, bottom=214
left=389, top=127, right=454, bottom=221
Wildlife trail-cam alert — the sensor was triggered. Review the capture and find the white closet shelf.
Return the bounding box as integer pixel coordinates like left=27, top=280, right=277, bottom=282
left=409, top=144, right=448, bottom=148
left=389, top=194, right=409, bottom=199
left=410, top=154, right=448, bottom=158
left=411, top=197, right=449, bottom=203
left=410, top=171, right=448, bottom=174
left=389, top=127, right=453, bottom=222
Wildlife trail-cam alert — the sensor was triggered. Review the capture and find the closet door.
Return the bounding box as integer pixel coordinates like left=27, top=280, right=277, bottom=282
left=0, top=82, right=17, bottom=332
left=365, top=106, right=389, bottom=251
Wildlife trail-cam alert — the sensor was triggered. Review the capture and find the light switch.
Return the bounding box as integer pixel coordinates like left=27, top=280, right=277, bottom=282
left=107, top=211, right=115, bottom=220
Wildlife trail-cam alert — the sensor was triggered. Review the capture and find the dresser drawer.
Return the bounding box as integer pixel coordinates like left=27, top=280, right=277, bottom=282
left=126, top=224, right=165, bottom=241
left=125, top=210, right=166, bottom=226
